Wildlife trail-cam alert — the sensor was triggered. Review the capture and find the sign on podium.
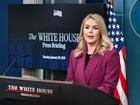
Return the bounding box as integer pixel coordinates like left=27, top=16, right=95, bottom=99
left=0, top=76, right=119, bottom=105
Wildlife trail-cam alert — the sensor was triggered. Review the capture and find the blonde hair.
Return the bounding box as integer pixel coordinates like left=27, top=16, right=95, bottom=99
left=74, top=13, right=113, bottom=58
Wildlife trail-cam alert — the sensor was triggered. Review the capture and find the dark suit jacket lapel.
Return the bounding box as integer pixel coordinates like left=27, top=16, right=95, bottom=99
left=84, top=53, right=102, bottom=84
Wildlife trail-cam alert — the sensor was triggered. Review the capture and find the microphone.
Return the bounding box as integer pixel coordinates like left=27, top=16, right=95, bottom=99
left=2, top=54, right=29, bottom=76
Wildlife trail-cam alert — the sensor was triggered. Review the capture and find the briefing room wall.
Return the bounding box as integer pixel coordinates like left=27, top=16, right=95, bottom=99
left=124, top=0, right=140, bottom=105
left=110, top=0, right=140, bottom=105
left=0, top=0, right=22, bottom=76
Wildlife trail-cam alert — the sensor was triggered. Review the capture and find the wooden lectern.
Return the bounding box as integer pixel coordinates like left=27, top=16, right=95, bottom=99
left=0, top=76, right=120, bottom=105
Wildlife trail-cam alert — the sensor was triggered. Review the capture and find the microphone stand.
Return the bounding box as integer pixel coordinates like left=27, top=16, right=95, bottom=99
left=2, top=58, right=16, bottom=76
left=2, top=54, right=28, bottom=76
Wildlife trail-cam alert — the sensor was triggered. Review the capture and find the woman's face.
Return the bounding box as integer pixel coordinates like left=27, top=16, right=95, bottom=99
left=83, top=18, right=101, bottom=46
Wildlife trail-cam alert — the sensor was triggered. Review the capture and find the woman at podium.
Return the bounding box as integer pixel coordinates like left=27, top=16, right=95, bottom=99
left=66, top=13, right=120, bottom=95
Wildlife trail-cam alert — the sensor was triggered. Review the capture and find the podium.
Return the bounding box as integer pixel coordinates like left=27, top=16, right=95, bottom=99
left=0, top=76, right=120, bottom=105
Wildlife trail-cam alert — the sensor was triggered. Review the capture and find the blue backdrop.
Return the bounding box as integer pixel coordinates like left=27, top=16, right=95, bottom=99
left=8, top=4, right=106, bottom=71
